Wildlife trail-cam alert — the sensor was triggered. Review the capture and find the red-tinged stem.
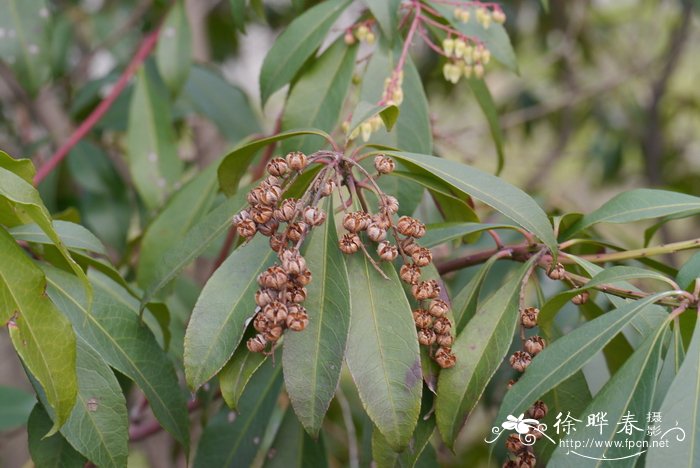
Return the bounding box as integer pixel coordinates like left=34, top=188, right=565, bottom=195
left=417, top=25, right=448, bottom=56
left=33, top=28, right=161, bottom=185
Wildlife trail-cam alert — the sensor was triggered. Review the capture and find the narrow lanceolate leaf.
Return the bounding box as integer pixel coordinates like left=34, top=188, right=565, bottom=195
left=27, top=405, right=86, bottom=468
left=0, top=386, right=35, bottom=430
left=9, top=220, right=107, bottom=255
left=283, top=200, right=350, bottom=436
left=259, top=0, right=351, bottom=105
left=34, top=338, right=128, bottom=468
left=436, top=258, right=536, bottom=448
left=281, top=38, right=357, bottom=155
left=345, top=253, right=422, bottom=451
left=218, top=129, right=333, bottom=196
left=264, top=409, right=329, bottom=468
left=0, top=0, right=51, bottom=95
left=451, top=252, right=504, bottom=334
left=44, top=267, right=190, bottom=449
left=467, top=78, right=505, bottom=174
left=0, top=150, right=35, bottom=182
left=565, top=189, right=700, bottom=237
left=126, top=67, right=183, bottom=209
left=220, top=343, right=267, bottom=410
left=156, top=0, right=192, bottom=94
left=141, top=189, right=247, bottom=307
left=647, top=319, right=700, bottom=467
left=0, top=166, right=91, bottom=305
left=362, top=0, right=401, bottom=42
left=420, top=222, right=517, bottom=249
left=677, top=251, right=700, bottom=290
left=387, top=152, right=557, bottom=254
left=494, top=292, right=676, bottom=427
left=194, top=357, right=283, bottom=468
left=0, top=229, right=77, bottom=435
left=584, top=265, right=678, bottom=290
left=137, top=162, right=219, bottom=288
left=550, top=320, right=669, bottom=466
left=427, top=1, right=517, bottom=72
left=185, top=236, right=276, bottom=391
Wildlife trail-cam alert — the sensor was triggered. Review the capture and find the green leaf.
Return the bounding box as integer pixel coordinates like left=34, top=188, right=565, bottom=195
left=450, top=252, right=503, bottom=334
left=436, top=257, right=537, bottom=448
left=218, top=129, right=333, bottom=196
left=44, top=267, right=190, bottom=449
left=0, top=386, right=35, bottom=430
left=156, top=0, right=192, bottom=94
left=420, top=222, right=518, bottom=248
left=466, top=77, right=505, bottom=174
left=363, top=0, right=400, bottom=42
left=494, top=292, right=676, bottom=428
left=647, top=318, right=700, bottom=467
left=427, top=1, right=518, bottom=72
left=0, top=0, right=51, bottom=95
left=126, top=67, right=183, bottom=209
left=220, top=343, right=267, bottom=410
left=140, top=189, right=247, bottom=307
left=0, top=150, right=35, bottom=182
left=137, top=162, right=220, bottom=288
left=259, top=0, right=351, bottom=105
left=345, top=252, right=422, bottom=451
left=184, top=236, right=276, bottom=391
left=0, top=166, right=91, bottom=305
left=9, top=221, right=107, bottom=255
left=264, top=409, right=329, bottom=468
left=194, top=357, right=283, bottom=468
left=34, top=338, right=128, bottom=468
left=550, top=319, right=668, bottom=465
left=565, top=189, right=700, bottom=237
left=0, top=229, right=77, bottom=435
left=387, top=151, right=557, bottom=254
left=27, top=405, right=86, bottom=468
left=677, top=251, right=700, bottom=290
left=230, top=0, right=247, bottom=32
left=182, top=66, right=261, bottom=143
left=280, top=37, right=358, bottom=155
left=347, top=101, right=400, bottom=140
left=283, top=199, right=350, bottom=436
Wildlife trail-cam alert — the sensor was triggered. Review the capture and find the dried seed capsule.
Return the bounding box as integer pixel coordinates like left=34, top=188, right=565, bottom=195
left=524, top=336, right=546, bottom=356
left=514, top=451, right=536, bottom=468
left=251, top=205, right=274, bottom=224
left=343, top=212, right=367, bottom=233
left=247, top=334, right=267, bottom=353
left=412, top=280, right=440, bottom=301
left=505, top=433, right=525, bottom=454
left=286, top=306, right=309, bottom=331
left=280, top=249, right=307, bottom=275
left=263, top=326, right=284, bottom=343
left=377, top=241, right=398, bottom=262
left=292, top=269, right=312, bottom=287
left=435, top=347, right=456, bottom=368
left=261, top=175, right=281, bottom=188
left=255, top=289, right=278, bottom=307
left=400, top=264, right=421, bottom=284
left=286, top=286, right=307, bottom=303
left=396, top=216, right=414, bottom=236
left=417, top=328, right=437, bottom=346
left=412, top=221, right=426, bottom=239
left=286, top=151, right=308, bottom=171
left=258, top=185, right=282, bottom=206
left=263, top=301, right=288, bottom=324
left=303, top=206, right=326, bottom=226
left=320, top=179, right=335, bottom=197
left=253, top=313, right=271, bottom=333
left=436, top=333, right=454, bottom=347
left=428, top=299, right=449, bottom=318
left=520, top=307, right=539, bottom=328
left=380, top=195, right=400, bottom=215
left=266, top=157, right=289, bottom=177
left=411, top=248, right=432, bottom=267
left=528, top=400, right=548, bottom=420
left=371, top=213, right=391, bottom=229
left=571, top=291, right=589, bottom=305
left=269, top=234, right=286, bottom=252
left=285, top=222, right=308, bottom=242
left=232, top=210, right=250, bottom=226
left=367, top=223, right=387, bottom=242
left=433, top=316, right=452, bottom=335
left=509, top=351, right=532, bottom=372
left=339, top=233, right=362, bottom=254
left=547, top=262, right=566, bottom=280
left=374, top=155, right=395, bottom=174
left=257, top=219, right=279, bottom=237
left=247, top=187, right=264, bottom=205
left=412, top=309, right=432, bottom=329
left=258, top=265, right=288, bottom=289
left=237, top=219, right=257, bottom=239
left=274, top=199, right=299, bottom=222
left=398, top=237, right=420, bottom=255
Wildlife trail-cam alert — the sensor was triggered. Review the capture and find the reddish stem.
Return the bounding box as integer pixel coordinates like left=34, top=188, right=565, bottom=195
left=34, top=28, right=161, bottom=185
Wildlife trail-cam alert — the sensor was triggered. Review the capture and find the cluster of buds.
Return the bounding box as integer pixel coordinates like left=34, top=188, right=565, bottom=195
left=453, top=6, right=506, bottom=29
left=442, top=37, right=491, bottom=83
left=503, top=306, right=548, bottom=467
left=232, top=151, right=332, bottom=354
left=347, top=23, right=376, bottom=45
left=381, top=70, right=404, bottom=106
left=347, top=114, right=386, bottom=143
left=547, top=262, right=590, bottom=305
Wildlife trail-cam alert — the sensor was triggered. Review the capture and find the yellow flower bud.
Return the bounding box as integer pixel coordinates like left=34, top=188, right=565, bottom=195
left=442, top=38, right=455, bottom=57
left=482, top=49, right=491, bottom=65
left=493, top=10, right=506, bottom=24
left=463, top=64, right=473, bottom=78
left=365, top=31, right=376, bottom=44
left=459, top=9, right=470, bottom=23
left=454, top=39, right=467, bottom=58
left=474, top=63, right=485, bottom=79
left=356, top=25, right=369, bottom=40
left=361, top=122, right=373, bottom=142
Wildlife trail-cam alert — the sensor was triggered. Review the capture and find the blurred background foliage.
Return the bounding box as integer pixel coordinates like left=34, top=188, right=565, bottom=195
left=0, top=0, right=698, bottom=466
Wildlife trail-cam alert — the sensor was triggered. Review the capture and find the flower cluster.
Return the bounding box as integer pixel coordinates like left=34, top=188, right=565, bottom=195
left=442, top=38, right=491, bottom=83
left=454, top=5, right=506, bottom=29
